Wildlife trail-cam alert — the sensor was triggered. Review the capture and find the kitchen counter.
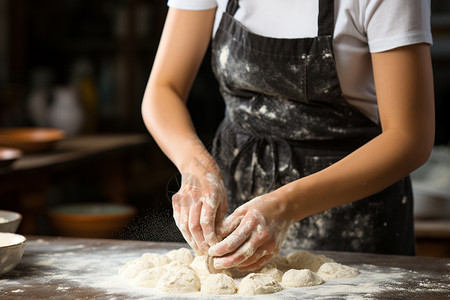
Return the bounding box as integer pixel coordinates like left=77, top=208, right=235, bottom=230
left=1, top=236, right=449, bottom=299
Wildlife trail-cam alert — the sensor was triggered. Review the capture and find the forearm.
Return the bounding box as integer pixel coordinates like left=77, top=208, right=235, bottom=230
left=142, top=84, right=216, bottom=173
left=280, top=129, right=432, bottom=222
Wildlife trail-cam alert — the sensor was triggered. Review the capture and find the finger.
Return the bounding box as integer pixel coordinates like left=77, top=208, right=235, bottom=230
left=213, top=240, right=256, bottom=269
left=238, top=254, right=274, bottom=272
left=179, top=199, right=200, bottom=254
left=209, top=214, right=253, bottom=257
left=189, top=200, right=208, bottom=253
left=216, top=213, right=243, bottom=238
left=237, top=241, right=276, bottom=268
left=200, top=194, right=218, bottom=246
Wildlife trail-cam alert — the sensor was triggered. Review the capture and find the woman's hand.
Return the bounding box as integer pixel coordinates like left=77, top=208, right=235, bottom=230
left=208, top=192, right=294, bottom=271
left=172, top=155, right=227, bottom=255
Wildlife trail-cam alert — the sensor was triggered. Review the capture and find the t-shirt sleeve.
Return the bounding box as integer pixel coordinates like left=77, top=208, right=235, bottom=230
left=365, top=0, right=432, bottom=53
left=167, top=0, right=217, bottom=11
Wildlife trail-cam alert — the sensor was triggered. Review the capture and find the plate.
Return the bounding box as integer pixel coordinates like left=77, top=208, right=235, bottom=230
left=0, top=128, right=64, bottom=153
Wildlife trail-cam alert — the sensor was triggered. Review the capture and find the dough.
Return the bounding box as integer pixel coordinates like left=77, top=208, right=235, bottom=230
left=140, top=253, right=172, bottom=267
left=317, top=262, right=359, bottom=280
left=238, top=273, right=283, bottom=296
left=260, top=263, right=284, bottom=282
left=281, top=269, right=323, bottom=287
left=156, top=267, right=201, bottom=294
left=287, top=250, right=334, bottom=272
left=269, top=255, right=291, bottom=272
left=118, top=259, right=154, bottom=279
left=166, top=247, right=194, bottom=265
left=189, top=255, right=231, bottom=280
left=162, top=260, right=190, bottom=273
left=201, top=273, right=237, bottom=295
left=134, top=267, right=166, bottom=288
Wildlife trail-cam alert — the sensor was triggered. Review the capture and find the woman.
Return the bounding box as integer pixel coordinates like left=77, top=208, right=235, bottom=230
left=142, top=0, right=434, bottom=271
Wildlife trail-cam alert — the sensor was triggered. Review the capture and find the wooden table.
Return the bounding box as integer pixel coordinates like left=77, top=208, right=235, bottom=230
left=1, top=236, right=449, bottom=299
left=0, top=134, right=151, bottom=234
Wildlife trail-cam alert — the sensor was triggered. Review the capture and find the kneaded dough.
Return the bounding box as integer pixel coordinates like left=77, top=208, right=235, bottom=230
left=140, top=253, right=172, bottom=267
left=190, top=255, right=232, bottom=280
left=135, top=267, right=166, bottom=288
left=166, top=247, right=194, bottom=265
left=119, top=259, right=155, bottom=279
left=287, top=250, right=334, bottom=272
left=281, top=269, right=323, bottom=287
left=238, top=273, right=283, bottom=296
left=269, top=255, right=291, bottom=272
left=162, top=260, right=190, bottom=273
left=260, top=263, right=284, bottom=282
left=201, top=273, right=237, bottom=295
left=156, top=267, right=201, bottom=294
left=317, top=262, right=359, bottom=280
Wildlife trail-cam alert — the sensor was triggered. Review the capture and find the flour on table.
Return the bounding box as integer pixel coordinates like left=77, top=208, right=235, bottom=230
left=281, top=269, right=323, bottom=287
left=238, top=273, right=283, bottom=296
left=317, top=262, right=359, bottom=280
left=201, top=273, right=237, bottom=295
left=156, top=267, right=201, bottom=294
left=118, top=247, right=359, bottom=296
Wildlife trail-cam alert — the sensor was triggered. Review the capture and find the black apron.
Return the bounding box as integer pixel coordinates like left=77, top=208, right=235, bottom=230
left=211, top=0, right=415, bottom=255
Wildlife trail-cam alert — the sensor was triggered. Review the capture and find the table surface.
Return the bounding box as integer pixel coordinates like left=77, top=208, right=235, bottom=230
left=1, top=236, right=449, bottom=299
left=0, top=134, right=151, bottom=176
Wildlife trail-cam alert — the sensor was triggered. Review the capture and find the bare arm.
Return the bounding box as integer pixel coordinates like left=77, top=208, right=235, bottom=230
left=210, top=43, right=435, bottom=270
left=142, top=8, right=227, bottom=254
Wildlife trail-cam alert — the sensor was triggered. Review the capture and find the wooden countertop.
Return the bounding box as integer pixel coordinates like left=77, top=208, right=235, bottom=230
left=1, top=236, right=449, bottom=299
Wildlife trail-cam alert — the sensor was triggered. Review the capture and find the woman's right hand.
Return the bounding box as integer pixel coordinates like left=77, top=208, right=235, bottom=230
left=172, top=155, right=227, bottom=255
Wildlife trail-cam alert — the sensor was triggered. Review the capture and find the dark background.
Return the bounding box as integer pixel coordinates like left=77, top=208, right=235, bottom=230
left=0, top=0, right=449, bottom=242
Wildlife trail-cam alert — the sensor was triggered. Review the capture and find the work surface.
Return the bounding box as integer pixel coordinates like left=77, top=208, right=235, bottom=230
left=1, top=236, right=449, bottom=299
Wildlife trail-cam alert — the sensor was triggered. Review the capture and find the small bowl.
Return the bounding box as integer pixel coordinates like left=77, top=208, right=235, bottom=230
left=0, top=127, right=64, bottom=153
left=0, top=210, right=22, bottom=233
left=47, top=203, right=136, bottom=238
left=0, top=147, right=22, bottom=168
left=0, top=233, right=26, bottom=276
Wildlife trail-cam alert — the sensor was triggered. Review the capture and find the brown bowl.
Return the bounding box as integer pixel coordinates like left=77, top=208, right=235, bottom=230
left=0, top=147, right=22, bottom=168
left=0, top=127, right=65, bottom=153
left=47, top=203, right=136, bottom=239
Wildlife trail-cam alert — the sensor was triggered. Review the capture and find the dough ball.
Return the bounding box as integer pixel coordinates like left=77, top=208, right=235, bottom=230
left=162, top=260, right=191, bottom=273
left=140, top=253, right=172, bottom=267
left=281, top=269, right=323, bottom=287
left=190, top=255, right=231, bottom=280
left=317, top=262, right=359, bottom=280
left=201, top=273, right=237, bottom=295
left=166, top=248, right=194, bottom=265
left=157, top=267, right=201, bottom=294
left=134, top=267, right=166, bottom=288
left=269, top=255, right=291, bottom=272
left=287, top=250, right=334, bottom=272
left=119, top=259, right=155, bottom=279
left=238, top=273, right=283, bottom=296
left=260, top=263, right=284, bottom=282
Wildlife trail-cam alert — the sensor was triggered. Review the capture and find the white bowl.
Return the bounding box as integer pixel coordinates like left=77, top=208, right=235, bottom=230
left=0, top=233, right=26, bottom=276
left=0, top=210, right=22, bottom=233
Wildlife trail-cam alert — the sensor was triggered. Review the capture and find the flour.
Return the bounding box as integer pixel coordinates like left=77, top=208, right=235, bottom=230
left=0, top=217, right=9, bottom=223
left=2, top=239, right=448, bottom=299
left=0, top=233, right=25, bottom=247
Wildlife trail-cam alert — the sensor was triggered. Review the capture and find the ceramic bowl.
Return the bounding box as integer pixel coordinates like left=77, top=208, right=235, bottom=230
left=0, top=127, right=64, bottom=153
left=0, top=147, right=22, bottom=168
left=0, top=233, right=26, bottom=276
left=0, top=210, right=22, bottom=233
left=47, top=203, right=136, bottom=238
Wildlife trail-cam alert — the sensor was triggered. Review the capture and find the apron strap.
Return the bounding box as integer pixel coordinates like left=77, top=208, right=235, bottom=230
left=318, top=0, right=334, bottom=36
left=225, top=0, right=239, bottom=16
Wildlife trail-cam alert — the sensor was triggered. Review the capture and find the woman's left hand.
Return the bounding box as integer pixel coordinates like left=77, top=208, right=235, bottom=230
left=208, top=193, right=294, bottom=271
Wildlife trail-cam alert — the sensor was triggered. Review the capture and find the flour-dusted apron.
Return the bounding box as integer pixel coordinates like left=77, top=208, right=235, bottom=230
left=211, top=0, right=415, bottom=255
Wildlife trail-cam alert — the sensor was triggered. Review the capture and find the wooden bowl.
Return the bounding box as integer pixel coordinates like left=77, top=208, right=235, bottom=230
left=0, top=147, right=22, bottom=168
left=0, top=128, right=65, bottom=153
left=47, top=203, right=136, bottom=239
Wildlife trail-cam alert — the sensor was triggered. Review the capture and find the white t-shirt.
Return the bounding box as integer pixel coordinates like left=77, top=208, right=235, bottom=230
left=167, top=0, right=432, bottom=123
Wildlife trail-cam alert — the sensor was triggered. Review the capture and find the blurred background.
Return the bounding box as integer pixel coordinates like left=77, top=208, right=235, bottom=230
left=0, top=1, right=449, bottom=256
